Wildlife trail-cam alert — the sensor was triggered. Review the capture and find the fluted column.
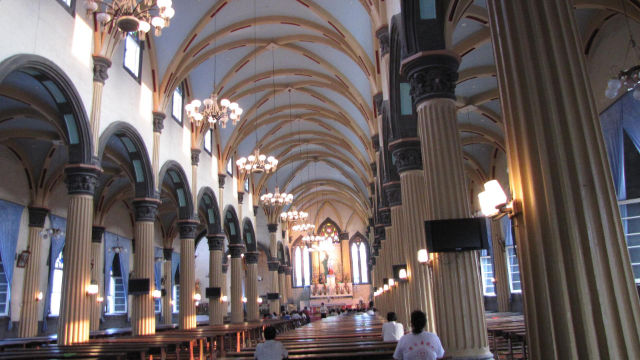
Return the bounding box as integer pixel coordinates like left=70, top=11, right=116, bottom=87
left=489, top=220, right=509, bottom=312
left=90, top=56, right=111, bottom=158
left=245, top=252, right=259, bottom=321
left=162, top=248, right=173, bottom=325
left=58, top=165, right=101, bottom=345
left=404, top=52, right=491, bottom=359
left=207, top=234, right=225, bottom=325
left=389, top=138, right=436, bottom=330
left=18, top=207, right=49, bottom=337
left=152, top=112, right=165, bottom=192
left=486, top=1, right=640, bottom=357
left=178, top=220, right=198, bottom=329
left=278, top=266, right=287, bottom=306
left=131, top=199, right=159, bottom=336
left=229, top=244, right=245, bottom=323
left=267, top=224, right=280, bottom=313
left=90, top=226, right=105, bottom=332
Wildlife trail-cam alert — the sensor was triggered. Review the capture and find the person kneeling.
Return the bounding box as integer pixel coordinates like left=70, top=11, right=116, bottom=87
left=255, top=326, right=288, bottom=360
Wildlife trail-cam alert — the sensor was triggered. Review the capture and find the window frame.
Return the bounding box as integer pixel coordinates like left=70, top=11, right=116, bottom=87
left=244, top=177, right=249, bottom=192
left=108, top=275, right=127, bottom=314
left=172, top=85, right=184, bottom=125
left=0, top=256, right=10, bottom=316
left=349, top=238, right=370, bottom=285
left=226, top=158, right=233, bottom=176
left=506, top=245, right=522, bottom=293
left=203, top=128, right=213, bottom=155
left=480, top=252, right=496, bottom=296
left=123, top=32, right=143, bottom=83
left=49, top=252, right=64, bottom=317
left=172, top=284, right=180, bottom=313
left=56, top=0, right=76, bottom=15
left=292, top=244, right=312, bottom=288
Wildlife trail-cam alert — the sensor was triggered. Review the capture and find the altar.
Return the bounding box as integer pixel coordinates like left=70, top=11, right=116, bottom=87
left=310, top=279, right=353, bottom=298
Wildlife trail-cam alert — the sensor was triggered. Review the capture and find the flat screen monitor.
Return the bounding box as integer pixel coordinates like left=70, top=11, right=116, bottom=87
left=128, top=278, right=150, bottom=295
left=267, top=293, right=280, bottom=300
left=206, top=287, right=221, bottom=299
left=424, top=217, right=489, bottom=252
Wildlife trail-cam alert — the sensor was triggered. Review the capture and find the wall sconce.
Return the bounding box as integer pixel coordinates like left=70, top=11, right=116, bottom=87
left=257, top=297, right=263, bottom=304
left=383, top=284, right=389, bottom=291
left=399, top=269, right=407, bottom=280
left=97, top=296, right=104, bottom=303
left=87, top=282, right=99, bottom=296
left=242, top=296, right=247, bottom=303
left=388, top=278, right=395, bottom=287
left=393, top=264, right=408, bottom=284
left=417, top=249, right=429, bottom=264
left=152, top=289, right=162, bottom=299
left=221, top=295, right=228, bottom=303
left=193, top=293, right=202, bottom=302
left=36, top=291, right=43, bottom=302
left=478, top=180, right=520, bottom=219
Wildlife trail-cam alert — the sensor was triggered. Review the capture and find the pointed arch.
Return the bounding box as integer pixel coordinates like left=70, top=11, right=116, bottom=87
left=197, top=186, right=221, bottom=234
left=223, top=205, right=241, bottom=244
left=242, top=217, right=256, bottom=252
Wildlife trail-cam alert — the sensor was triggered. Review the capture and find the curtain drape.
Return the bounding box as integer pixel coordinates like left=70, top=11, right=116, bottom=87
left=171, top=251, right=180, bottom=289
left=0, top=200, right=24, bottom=295
left=104, top=232, right=131, bottom=299
left=154, top=247, right=162, bottom=291
left=42, top=215, right=66, bottom=331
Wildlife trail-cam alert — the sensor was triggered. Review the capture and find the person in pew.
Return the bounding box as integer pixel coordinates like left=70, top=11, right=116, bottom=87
left=282, top=312, right=291, bottom=320
left=320, top=302, right=328, bottom=318
left=383, top=312, right=404, bottom=342
left=271, top=312, right=279, bottom=319
left=393, top=311, right=444, bottom=360
left=255, top=326, right=288, bottom=360
left=291, top=311, right=301, bottom=320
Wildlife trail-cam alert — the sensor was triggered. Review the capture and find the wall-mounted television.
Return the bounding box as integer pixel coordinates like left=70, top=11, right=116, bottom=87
left=424, top=217, right=489, bottom=252
left=206, top=287, right=221, bottom=299
left=267, top=293, right=280, bottom=300
left=128, top=278, right=150, bottom=295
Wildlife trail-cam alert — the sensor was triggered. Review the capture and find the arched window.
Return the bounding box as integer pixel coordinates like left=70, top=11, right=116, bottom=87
left=350, top=234, right=369, bottom=285
left=49, top=252, right=64, bottom=316
left=173, top=266, right=180, bottom=313
left=0, top=255, right=9, bottom=316
left=292, top=238, right=311, bottom=287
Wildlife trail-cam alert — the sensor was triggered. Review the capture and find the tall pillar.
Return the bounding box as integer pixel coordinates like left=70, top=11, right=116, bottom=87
left=178, top=220, right=198, bottom=329
left=389, top=138, right=436, bottom=330
left=208, top=234, right=225, bottom=325
left=489, top=220, right=509, bottom=312
left=267, top=224, right=280, bottom=313
left=162, top=249, right=173, bottom=325
left=89, top=226, right=105, bottom=332
left=58, top=165, right=100, bottom=345
left=229, top=244, right=245, bottom=323
left=152, top=112, right=165, bottom=192
left=131, top=199, right=159, bottom=336
left=18, top=207, right=49, bottom=337
left=278, top=266, right=287, bottom=307
left=221, top=263, right=229, bottom=320
left=486, top=1, right=640, bottom=357
left=90, top=56, right=111, bottom=158
left=404, top=52, right=491, bottom=359
left=245, top=251, right=259, bottom=321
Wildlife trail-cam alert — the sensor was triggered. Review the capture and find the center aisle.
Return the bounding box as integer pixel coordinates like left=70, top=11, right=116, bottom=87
left=223, top=313, right=395, bottom=359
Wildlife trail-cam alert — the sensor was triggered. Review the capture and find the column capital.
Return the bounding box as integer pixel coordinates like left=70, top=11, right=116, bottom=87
left=401, top=51, right=460, bottom=106
left=253, top=205, right=259, bottom=216
left=267, top=223, right=278, bottom=233
left=237, top=192, right=244, bottom=204
left=383, top=181, right=402, bottom=207
left=92, top=55, right=112, bottom=84
left=163, top=248, right=173, bottom=260
left=339, top=232, right=349, bottom=241
left=64, top=164, right=101, bottom=195
left=28, top=207, right=49, bottom=228
left=373, top=92, right=383, bottom=118
left=132, top=198, right=160, bottom=222
left=244, top=251, right=259, bottom=264
left=267, top=260, right=280, bottom=271
left=218, top=174, right=226, bottom=188
left=371, top=134, right=380, bottom=153
left=376, top=26, right=390, bottom=56
left=377, top=207, right=391, bottom=227
left=191, top=149, right=201, bottom=166
left=370, top=161, right=377, bottom=174
left=207, top=233, right=225, bottom=251
left=178, top=220, right=199, bottom=239
left=389, top=138, right=422, bottom=172
left=369, top=257, right=376, bottom=266
left=91, top=226, right=105, bottom=243
left=152, top=111, right=166, bottom=133
left=284, top=266, right=292, bottom=276
left=229, top=243, right=245, bottom=258
left=221, top=263, right=229, bottom=274
left=278, top=265, right=286, bottom=274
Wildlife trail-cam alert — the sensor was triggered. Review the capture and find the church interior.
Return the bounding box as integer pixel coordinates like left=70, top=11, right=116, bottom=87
left=0, top=0, right=640, bottom=359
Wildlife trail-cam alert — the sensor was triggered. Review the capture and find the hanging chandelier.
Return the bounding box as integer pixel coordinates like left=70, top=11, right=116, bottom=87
left=85, top=0, right=175, bottom=36
left=606, top=66, right=640, bottom=100
left=260, top=187, right=293, bottom=207
left=236, top=149, right=278, bottom=174
left=280, top=207, right=308, bottom=222
left=185, top=97, right=242, bottom=128
left=292, top=223, right=315, bottom=232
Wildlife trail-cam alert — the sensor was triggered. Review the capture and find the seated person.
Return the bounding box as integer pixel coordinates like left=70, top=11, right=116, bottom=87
left=291, top=311, right=302, bottom=320
left=394, top=311, right=444, bottom=360
left=255, top=326, right=288, bottom=360
left=382, top=312, right=404, bottom=342
left=282, top=312, right=291, bottom=320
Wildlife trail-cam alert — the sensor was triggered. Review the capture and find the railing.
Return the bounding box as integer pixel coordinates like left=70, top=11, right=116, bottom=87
left=618, top=198, right=640, bottom=284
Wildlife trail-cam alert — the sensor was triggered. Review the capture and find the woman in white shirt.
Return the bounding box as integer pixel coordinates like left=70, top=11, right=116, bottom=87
left=382, top=312, right=404, bottom=341
left=393, top=310, right=444, bottom=360
left=255, top=326, right=288, bottom=360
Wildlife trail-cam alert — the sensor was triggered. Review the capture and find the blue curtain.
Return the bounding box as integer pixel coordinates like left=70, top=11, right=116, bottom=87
left=620, top=91, right=640, bottom=154
left=154, top=247, right=162, bottom=291
left=501, top=216, right=513, bottom=247
left=42, top=214, right=66, bottom=331
left=171, top=251, right=180, bottom=289
left=104, top=232, right=132, bottom=300
left=0, top=200, right=24, bottom=294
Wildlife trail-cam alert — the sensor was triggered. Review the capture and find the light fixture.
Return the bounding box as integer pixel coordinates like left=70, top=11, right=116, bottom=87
left=604, top=2, right=640, bottom=100
left=242, top=296, right=247, bottom=303
left=399, top=269, right=407, bottom=280
left=221, top=295, right=228, bottom=303
left=292, top=223, right=314, bottom=232
left=36, top=291, right=43, bottom=302
left=87, top=282, right=99, bottom=296
left=39, top=228, right=64, bottom=240
left=193, top=293, right=202, bottom=302
left=478, top=180, right=519, bottom=219
left=97, top=296, right=104, bottom=303
left=383, top=284, right=389, bottom=292
left=185, top=97, right=242, bottom=129
left=84, top=0, right=175, bottom=36
left=417, top=249, right=429, bottom=264
left=257, top=297, right=263, bottom=304
left=388, top=278, right=395, bottom=287
left=236, top=149, right=278, bottom=174
left=152, top=289, right=162, bottom=299
left=260, top=187, right=293, bottom=207
left=280, top=207, right=308, bottom=222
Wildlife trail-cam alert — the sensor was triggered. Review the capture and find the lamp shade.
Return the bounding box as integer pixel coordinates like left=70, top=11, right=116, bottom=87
left=417, top=249, right=429, bottom=264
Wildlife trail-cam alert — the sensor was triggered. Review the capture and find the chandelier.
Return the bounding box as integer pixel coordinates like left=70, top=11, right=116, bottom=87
left=236, top=149, right=278, bottom=174
left=292, top=223, right=315, bottom=232
left=260, top=187, right=293, bottom=207
left=280, top=207, right=308, bottom=222
left=606, top=66, right=640, bottom=100
left=185, top=97, right=242, bottom=128
left=85, top=0, right=175, bottom=36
